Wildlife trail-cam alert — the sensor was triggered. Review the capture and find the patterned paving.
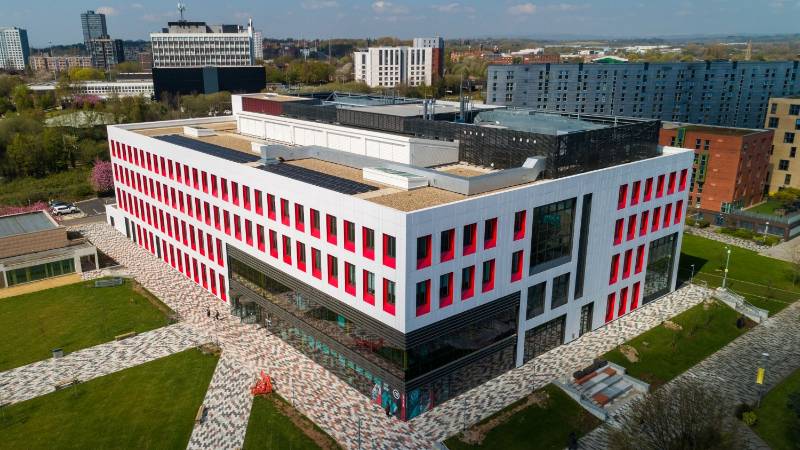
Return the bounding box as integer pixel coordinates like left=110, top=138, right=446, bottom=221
left=0, top=323, right=203, bottom=406
left=187, top=353, right=254, bottom=450
left=579, top=298, right=800, bottom=450
left=71, top=223, right=711, bottom=449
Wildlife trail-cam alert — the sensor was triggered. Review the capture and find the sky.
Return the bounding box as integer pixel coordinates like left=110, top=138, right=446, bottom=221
left=3, top=0, right=800, bottom=47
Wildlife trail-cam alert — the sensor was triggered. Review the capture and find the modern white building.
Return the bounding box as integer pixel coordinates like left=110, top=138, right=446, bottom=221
left=150, top=19, right=261, bottom=68
left=354, top=37, right=444, bottom=88
left=105, top=92, right=691, bottom=421
left=29, top=80, right=154, bottom=99
left=0, top=27, right=30, bottom=71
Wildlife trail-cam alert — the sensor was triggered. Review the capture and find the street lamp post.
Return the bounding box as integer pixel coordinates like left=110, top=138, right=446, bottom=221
left=690, top=264, right=695, bottom=284
left=756, top=352, right=770, bottom=408
left=722, top=248, right=732, bottom=289
left=764, top=221, right=770, bottom=239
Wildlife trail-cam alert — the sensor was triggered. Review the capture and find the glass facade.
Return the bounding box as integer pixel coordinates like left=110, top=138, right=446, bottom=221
left=6, top=258, right=75, bottom=286
left=550, top=273, right=570, bottom=309
left=228, top=254, right=519, bottom=420
left=574, top=194, right=592, bottom=299
left=525, top=281, right=546, bottom=319
left=530, top=198, right=576, bottom=273
left=643, top=232, right=678, bottom=304
left=523, top=314, right=566, bottom=363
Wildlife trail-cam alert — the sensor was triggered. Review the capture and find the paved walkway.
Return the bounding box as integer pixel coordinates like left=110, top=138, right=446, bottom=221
left=72, top=222, right=712, bottom=449
left=685, top=226, right=770, bottom=252
left=760, top=232, right=800, bottom=262
left=187, top=353, right=254, bottom=450
left=0, top=323, right=204, bottom=405
left=579, top=298, right=800, bottom=449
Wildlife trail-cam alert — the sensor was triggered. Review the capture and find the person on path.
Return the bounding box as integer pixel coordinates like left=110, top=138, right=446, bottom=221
left=215, top=310, right=220, bottom=320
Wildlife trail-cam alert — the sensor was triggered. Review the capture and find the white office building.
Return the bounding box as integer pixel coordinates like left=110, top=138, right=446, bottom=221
left=0, top=27, right=30, bottom=71
left=150, top=19, right=261, bottom=68
left=354, top=37, right=444, bottom=88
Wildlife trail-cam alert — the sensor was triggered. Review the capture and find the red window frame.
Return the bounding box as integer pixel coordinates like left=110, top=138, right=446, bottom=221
left=415, top=279, right=431, bottom=316
left=219, top=274, right=227, bottom=301
left=656, top=174, right=665, bottom=198
left=211, top=174, right=218, bottom=197
left=362, top=227, right=375, bottom=259
left=463, top=223, right=477, bottom=255
left=192, top=168, right=199, bottom=190
left=327, top=255, right=338, bottom=287
left=674, top=200, right=683, bottom=224
left=484, top=218, right=498, bottom=249
left=635, top=244, right=645, bottom=273
left=383, top=279, right=396, bottom=315
left=605, top=292, right=616, bottom=323
left=667, top=171, right=676, bottom=194
left=242, top=185, right=251, bottom=210
left=230, top=181, right=239, bottom=205
left=663, top=203, right=672, bottom=228
left=282, top=236, right=292, bottom=265
left=382, top=234, right=396, bottom=269
left=481, top=259, right=495, bottom=293
left=440, top=228, right=455, bottom=262
left=256, top=225, right=265, bottom=252
left=345, top=262, right=356, bottom=296
left=679, top=169, right=688, bottom=191
left=644, top=177, right=653, bottom=201
left=245, top=219, right=253, bottom=246
left=344, top=220, right=356, bottom=252
left=416, top=234, right=432, bottom=269
left=221, top=177, right=228, bottom=201
left=296, top=241, right=306, bottom=271
left=255, top=189, right=263, bottom=215
left=617, top=184, right=628, bottom=210
left=234, top=215, right=242, bottom=241
left=631, top=180, right=641, bottom=205
left=610, top=253, right=620, bottom=285
left=326, top=214, right=337, bottom=245
left=626, top=214, right=637, bottom=241
left=614, top=218, right=624, bottom=245
left=439, top=272, right=454, bottom=308
left=363, top=270, right=375, bottom=305
left=513, top=210, right=526, bottom=241
left=461, top=265, right=475, bottom=300
left=267, top=194, right=276, bottom=220
left=618, top=286, right=629, bottom=316
left=280, top=198, right=290, bottom=225
left=216, top=239, right=224, bottom=267
left=639, top=210, right=649, bottom=237
left=214, top=206, right=221, bottom=231
left=310, top=209, right=320, bottom=237
left=269, top=230, right=278, bottom=258
left=631, top=282, right=641, bottom=310
left=201, top=171, right=208, bottom=193
left=651, top=207, right=661, bottom=232
left=295, top=204, right=305, bottom=231
left=204, top=202, right=211, bottom=226
left=207, top=234, right=215, bottom=261
left=311, top=248, right=322, bottom=279
left=511, top=250, right=524, bottom=282
left=623, top=249, right=632, bottom=279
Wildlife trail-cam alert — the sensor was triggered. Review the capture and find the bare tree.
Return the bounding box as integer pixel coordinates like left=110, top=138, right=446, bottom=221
left=606, top=380, right=741, bottom=450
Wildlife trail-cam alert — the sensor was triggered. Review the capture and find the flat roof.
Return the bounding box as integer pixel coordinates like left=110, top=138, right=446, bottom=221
left=341, top=103, right=463, bottom=117
left=662, top=122, right=764, bottom=137
left=0, top=211, right=57, bottom=238
left=474, top=109, right=608, bottom=135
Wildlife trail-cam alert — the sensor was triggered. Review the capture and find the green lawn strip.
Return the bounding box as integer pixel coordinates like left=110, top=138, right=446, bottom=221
left=602, top=301, right=750, bottom=388
left=0, top=167, right=93, bottom=206
left=0, top=348, right=218, bottom=450
left=0, top=278, right=169, bottom=371
left=444, top=384, right=600, bottom=450
left=744, top=199, right=785, bottom=215
left=751, top=367, right=800, bottom=450
left=243, top=394, right=341, bottom=450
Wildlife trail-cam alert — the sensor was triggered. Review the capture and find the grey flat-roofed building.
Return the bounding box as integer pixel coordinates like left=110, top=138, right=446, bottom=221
left=486, top=60, right=800, bottom=128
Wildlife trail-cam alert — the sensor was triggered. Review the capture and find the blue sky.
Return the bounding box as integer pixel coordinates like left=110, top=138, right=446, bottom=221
left=4, top=0, right=800, bottom=47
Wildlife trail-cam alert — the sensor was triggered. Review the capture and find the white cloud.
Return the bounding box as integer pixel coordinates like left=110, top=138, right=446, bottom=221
left=372, top=1, right=408, bottom=14
left=432, top=3, right=460, bottom=12
left=302, top=0, right=339, bottom=9
left=546, top=3, right=590, bottom=12
left=508, top=3, right=537, bottom=15
left=96, top=6, right=117, bottom=16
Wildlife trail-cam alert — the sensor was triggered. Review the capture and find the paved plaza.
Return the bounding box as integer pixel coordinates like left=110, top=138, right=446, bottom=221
left=0, top=221, right=725, bottom=449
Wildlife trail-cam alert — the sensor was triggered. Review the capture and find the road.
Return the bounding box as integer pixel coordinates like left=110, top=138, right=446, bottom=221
left=59, top=197, right=115, bottom=226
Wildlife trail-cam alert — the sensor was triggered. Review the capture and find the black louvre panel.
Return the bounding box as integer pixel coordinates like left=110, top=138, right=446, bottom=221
left=259, top=163, right=378, bottom=195
left=154, top=134, right=262, bottom=164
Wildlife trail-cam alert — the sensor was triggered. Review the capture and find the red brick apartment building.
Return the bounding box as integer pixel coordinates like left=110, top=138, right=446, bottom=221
left=659, top=123, right=773, bottom=216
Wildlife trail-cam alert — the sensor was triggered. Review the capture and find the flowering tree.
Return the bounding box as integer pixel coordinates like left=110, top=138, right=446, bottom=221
left=0, top=201, right=48, bottom=216
left=90, top=159, right=114, bottom=194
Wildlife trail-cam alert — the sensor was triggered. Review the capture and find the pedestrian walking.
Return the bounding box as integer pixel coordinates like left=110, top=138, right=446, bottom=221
left=215, top=310, right=220, bottom=320
left=206, top=307, right=210, bottom=318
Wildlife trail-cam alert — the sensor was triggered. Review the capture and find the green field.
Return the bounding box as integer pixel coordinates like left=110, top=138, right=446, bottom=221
left=0, top=166, right=93, bottom=206
left=751, top=367, right=800, bottom=450
left=243, top=395, right=340, bottom=450
left=0, top=278, right=170, bottom=371
left=0, top=349, right=218, bottom=449
left=744, top=199, right=786, bottom=215
left=603, top=301, right=749, bottom=387
left=444, top=384, right=600, bottom=450
left=679, top=234, right=800, bottom=314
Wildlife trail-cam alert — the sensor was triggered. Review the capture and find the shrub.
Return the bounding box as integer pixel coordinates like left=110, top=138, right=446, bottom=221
left=734, top=402, right=753, bottom=419
left=697, top=219, right=710, bottom=228
left=685, top=217, right=696, bottom=226
left=742, top=411, right=757, bottom=426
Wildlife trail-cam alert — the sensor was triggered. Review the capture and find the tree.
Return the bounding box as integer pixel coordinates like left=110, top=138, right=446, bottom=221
left=11, top=84, right=34, bottom=110
left=606, top=380, right=741, bottom=450
left=90, top=159, right=114, bottom=193
left=67, top=67, right=105, bottom=81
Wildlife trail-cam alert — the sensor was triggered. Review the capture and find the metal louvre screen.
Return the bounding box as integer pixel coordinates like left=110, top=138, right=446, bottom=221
left=336, top=109, right=406, bottom=133
left=281, top=102, right=337, bottom=122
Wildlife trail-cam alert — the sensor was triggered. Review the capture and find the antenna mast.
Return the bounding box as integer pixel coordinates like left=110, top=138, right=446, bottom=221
left=177, top=2, right=186, bottom=21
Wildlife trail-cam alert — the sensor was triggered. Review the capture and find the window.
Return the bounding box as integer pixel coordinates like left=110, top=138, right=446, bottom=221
left=526, top=282, right=546, bottom=319
left=311, top=248, right=322, bottom=278
left=617, top=184, right=628, bottom=209
left=679, top=169, right=688, bottom=191
left=663, top=203, right=672, bottom=228
left=627, top=214, right=637, bottom=241
left=618, top=287, right=629, bottom=316
left=630, top=180, right=641, bottom=205
left=295, top=204, right=305, bottom=231
left=513, top=211, right=526, bottom=240
left=651, top=207, right=661, bottom=232
left=530, top=198, right=576, bottom=272
left=785, top=132, right=795, bottom=144
left=269, top=230, right=278, bottom=258
left=639, top=210, right=649, bottom=236
left=768, top=117, right=780, bottom=128
left=417, top=235, right=432, bottom=269
left=326, top=214, right=337, bottom=245
left=280, top=198, right=290, bottom=226
left=220, top=177, right=228, bottom=200
left=440, top=229, right=455, bottom=261
left=296, top=242, right=306, bottom=271
left=551, top=273, right=570, bottom=309
left=267, top=194, right=276, bottom=220
left=463, top=223, right=477, bottom=255
left=656, top=174, right=665, bottom=198
left=631, top=282, right=641, bottom=310
left=484, top=218, right=498, bottom=249
left=415, top=280, right=431, bottom=316
left=383, top=234, right=396, bottom=268
left=214, top=206, right=221, bottom=231
left=439, top=272, right=453, bottom=307
left=779, top=159, right=790, bottom=170
left=610, top=253, right=620, bottom=284
left=245, top=219, right=253, bottom=246
left=481, top=259, right=495, bottom=292
left=310, top=209, right=320, bottom=237
left=785, top=174, right=792, bottom=185
left=344, top=221, right=356, bottom=252
left=461, top=266, right=475, bottom=300
left=345, top=262, right=356, bottom=296
left=234, top=215, right=242, bottom=241
left=363, top=270, right=375, bottom=304
left=282, top=236, right=292, bottom=264
left=383, top=279, right=396, bottom=315
left=255, top=189, right=263, bottom=214
left=614, top=218, right=624, bottom=245
left=511, top=250, right=524, bottom=282
left=256, top=225, right=265, bottom=252
left=327, top=255, right=338, bottom=287
left=643, top=177, right=653, bottom=201
left=635, top=244, right=645, bottom=273
left=667, top=172, right=676, bottom=194
left=791, top=147, right=797, bottom=158
left=605, top=293, right=616, bottom=323
left=791, top=104, right=800, bottom=115
left=192, top=168, right=199, bottom=189
left=363, top=227, right=375, bottom=259
left=643, top=233, right=678, bottom=303
left=771, top=103, right=778, bottom=114
left=674, top=200, right=683, bottom=224
left=242, top=185, right=251, bottom=210
left=231, top=182, right=239, bottom=205
left=623, top=249, right=633, bottom=279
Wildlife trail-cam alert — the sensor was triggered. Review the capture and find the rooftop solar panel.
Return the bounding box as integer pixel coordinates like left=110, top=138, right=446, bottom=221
left=259, top=163, right=378, bottom=195
left=154, top=134, right=261, bottom=164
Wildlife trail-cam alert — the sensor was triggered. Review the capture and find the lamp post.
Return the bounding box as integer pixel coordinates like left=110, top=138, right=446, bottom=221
left=764, top=221, right=770, bottom=239
left=722, top=247, right=732, bottom=289
left=690, top=264, right=695, bottom=284
left=756, top=352, right=770, bottom=408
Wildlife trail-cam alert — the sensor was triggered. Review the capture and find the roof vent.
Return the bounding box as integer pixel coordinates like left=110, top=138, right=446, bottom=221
left=183, top=126, right=216, bottom=138
left=363, top=167, right=428, bottom=190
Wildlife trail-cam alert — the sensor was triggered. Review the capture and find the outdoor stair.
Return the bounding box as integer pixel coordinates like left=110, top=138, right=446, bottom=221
left=591, top=378, right=633, bottom=407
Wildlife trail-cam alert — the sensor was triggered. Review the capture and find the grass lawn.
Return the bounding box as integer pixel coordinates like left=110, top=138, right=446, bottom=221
left=0, top=278, right=171, bottom=371
left=751, top=367, right=800, bottom=450
left=0, top=167, right=93, bottom=206
left=444, top=384, right=600, bottom=450
left=603, top=301, right=750, bottom=388
left=744, top=199, right=786, bottom=215
left=243, top=394, right=341, bottom=450
left=0, top=348, right=218, bottom=449
left=679, top=234, right=800, bottom=314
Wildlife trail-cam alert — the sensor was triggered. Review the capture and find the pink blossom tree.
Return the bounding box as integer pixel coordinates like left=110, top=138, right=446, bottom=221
left=90, top=159, right=114, bottom=194
left=0, top=201, right=48, bottom=216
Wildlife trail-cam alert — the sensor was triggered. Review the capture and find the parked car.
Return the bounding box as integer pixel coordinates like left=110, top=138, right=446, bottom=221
left=49, top=200, right=67, bottom=208
left=51, top=204, right=79, bottom=215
